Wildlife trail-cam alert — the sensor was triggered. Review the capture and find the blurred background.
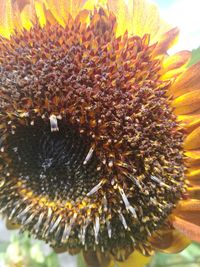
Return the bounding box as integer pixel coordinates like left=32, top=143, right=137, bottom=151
left=155, top=0, right=200, bottom=53
left=0, top=0, right=200, bottom=266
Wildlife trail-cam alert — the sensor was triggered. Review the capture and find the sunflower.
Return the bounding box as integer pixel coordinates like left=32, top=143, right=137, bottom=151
left=0, top=0, right=199, bottom=266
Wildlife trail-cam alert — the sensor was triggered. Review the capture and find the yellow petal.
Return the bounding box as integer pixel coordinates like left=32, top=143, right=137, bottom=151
left=161, top=50, right=191, bottom=80
left=6, top=219, right=21, bottom=230
left=186, top=168, right=200, bottom=180
left=177, top=114, right=200, bottom=132
left=0, top=0, right=13, bottom=38
left=153, top=27, right=179, bottom=55
left=150, top=228, right=190, bottom=253
left=45, top=0, right=87, bottom=25
left=108, top=0, right=129, bottom=37
left=20, top=3, right=35, bottom=30
left=10, top=1, right=23, bottom=32
left=116, top=250, right=152, bottom=267
left=160, top=68, right=183, bottom=81
left=83, top=0, right=107, bottom=11
left=44, top=0, right=67, bottom=26
left=162, top=51, right=191, bottom=73
left=185, top=150, right=200, bottom=160
left=35, top=1, right=47, bottom=27
left=184, top=126, right=200, bottom=150
left=65, top=0, right=88, bottom=18
left=171, top=90, right=200, bottom=115
left=127, top=0, right=169, bottom=43
left=173, top=216, right=200, bottom=243
left=169, top=61, right=200, bottom=98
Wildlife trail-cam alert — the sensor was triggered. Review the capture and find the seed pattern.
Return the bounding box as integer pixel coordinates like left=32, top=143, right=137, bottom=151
left=0, top=8, right=185, bottom=260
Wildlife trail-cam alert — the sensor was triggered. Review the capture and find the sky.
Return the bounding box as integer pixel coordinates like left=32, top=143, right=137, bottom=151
left=153, top=0, right=200, bottom=53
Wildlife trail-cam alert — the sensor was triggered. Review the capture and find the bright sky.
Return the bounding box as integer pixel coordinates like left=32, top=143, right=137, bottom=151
left=153, top=0, right=200, bottom=53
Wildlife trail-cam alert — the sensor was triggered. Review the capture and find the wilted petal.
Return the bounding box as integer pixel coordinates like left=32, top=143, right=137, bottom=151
left=150, top=228, right=190, bottom=253
left=173, top=216, right=200, bottom=243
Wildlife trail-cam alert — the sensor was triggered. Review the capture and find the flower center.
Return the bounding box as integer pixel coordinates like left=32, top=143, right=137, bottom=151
left=0, top=9, right=185, bottom=258
left=4, top=119, right=102, bottom=201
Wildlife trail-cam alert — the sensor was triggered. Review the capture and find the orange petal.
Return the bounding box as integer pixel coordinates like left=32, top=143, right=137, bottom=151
left=44, top=8, right=58, bottom=25
left=187, top=168, right=200, bottom=180
left=12, top=0, right=30, bottom=11
left=173, top=216, right=200, bottom=242
left=153, top=27, right=179, bottom=55
left=189, top=178, right=200, bottom=187
left=185, top=155, right=200, bottom=167
left=169, top=61, right=200, bottom=98
left=187, top=187, right=200, bottom=200
left=150, top=228, right=190, bottom=253
left=0, top=0, right=13, bottom=38
left=73, top=10, right=89, bottom=29
left=177, top=199, right=200, bottom=211
left=161, top=51, right=191, bottom=74
left=171, top=90, right=200, bottom=115
left=184, top=126, right=200, bottom=150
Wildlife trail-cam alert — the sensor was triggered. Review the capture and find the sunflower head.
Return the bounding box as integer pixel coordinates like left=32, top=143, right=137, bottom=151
left=0, top=0, right=200, bottom=265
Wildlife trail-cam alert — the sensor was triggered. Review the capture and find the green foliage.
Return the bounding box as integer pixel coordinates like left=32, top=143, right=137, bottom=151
left=77, top=253, right=87, bottom=267
left=0, top=233, right=59, bottom=267
left=0, top=233, right=200, bottom=267
left=149, top=243, right=200, bottom=267
left=188, top=47, right=200, bottom=66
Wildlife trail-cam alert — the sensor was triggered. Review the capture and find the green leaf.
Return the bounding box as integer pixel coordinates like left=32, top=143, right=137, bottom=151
left=77, top=253, right=87, bottom=267
left=188, top=46, right=200, bottom=66
left=45, top=253, right=60, bottom=267
left=0, top=242, right=10, bottom=252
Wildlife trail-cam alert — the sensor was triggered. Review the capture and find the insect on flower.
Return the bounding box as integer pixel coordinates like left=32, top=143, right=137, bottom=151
left=0, top=0, right=200, bottom=266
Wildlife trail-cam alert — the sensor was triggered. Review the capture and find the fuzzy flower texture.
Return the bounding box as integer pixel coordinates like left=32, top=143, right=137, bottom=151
left=0, top=0, right=200, bottom=267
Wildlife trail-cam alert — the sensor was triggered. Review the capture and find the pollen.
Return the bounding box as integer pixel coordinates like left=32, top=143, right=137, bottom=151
left=0, top=8, right=185, bottom=260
